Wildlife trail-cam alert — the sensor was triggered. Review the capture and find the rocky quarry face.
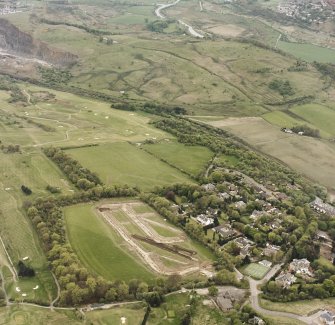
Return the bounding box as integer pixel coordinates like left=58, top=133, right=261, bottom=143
left=0, top=18, right=77, bottom=67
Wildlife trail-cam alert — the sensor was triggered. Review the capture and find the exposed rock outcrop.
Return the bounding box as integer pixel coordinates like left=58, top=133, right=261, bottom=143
left=0, top=18, right=77, bottom=67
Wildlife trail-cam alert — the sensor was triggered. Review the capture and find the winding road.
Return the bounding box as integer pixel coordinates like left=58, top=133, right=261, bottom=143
left=155, top=0, right=204, bottom=38
left=249, top=264, right=324, bottom=324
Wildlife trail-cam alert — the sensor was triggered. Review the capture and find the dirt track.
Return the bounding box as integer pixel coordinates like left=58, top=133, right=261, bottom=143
left=97, top=202, right=212, bottom=276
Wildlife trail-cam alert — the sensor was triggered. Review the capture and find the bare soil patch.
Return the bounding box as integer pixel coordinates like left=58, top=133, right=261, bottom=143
left=206, top=24, right=246, bottom=37
left=97, top=202, right=213, bottom=276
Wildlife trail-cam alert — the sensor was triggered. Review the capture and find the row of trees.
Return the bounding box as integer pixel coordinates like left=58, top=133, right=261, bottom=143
left=44, top=147, right=102, bottom=190
left=0, top=143, right=20, bottom=153
left=262, top=275, right=335, bottom=302
left=153, top=116, right=325, bottom=204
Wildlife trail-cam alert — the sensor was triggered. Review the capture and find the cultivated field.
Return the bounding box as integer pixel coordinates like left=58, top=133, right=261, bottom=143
left=65, top=201, right=214, bottom=281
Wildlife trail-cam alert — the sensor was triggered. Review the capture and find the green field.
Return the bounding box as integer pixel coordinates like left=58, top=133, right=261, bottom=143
left=67, top=142, right=194, bottom=191
left=86, top=304, right=146, bottom=325
left=262, top=111, right=304, bottom=129
left=149, top=292, right=227, bottom=325
left=209, top=117, right=335, bottom=191
left=0, top=303, right=147, bottom=324
left=290, top=104, right=335, bottom=138
left=64, top=204, right=154, bottom=282
left=260, top=298, right=335, bottom=316
left=277, top=41, right=335, bottom=64
left=0, top=305, right=82, bottom=325
left=5, top=269, right=56, bottom=305
left=143, top=140, right=213, bottom=176
left=242, top=263, right=270, bottom=279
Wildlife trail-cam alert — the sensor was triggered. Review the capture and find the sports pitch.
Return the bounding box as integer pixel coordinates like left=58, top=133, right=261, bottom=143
left=244, top=263, right=270, bottom=280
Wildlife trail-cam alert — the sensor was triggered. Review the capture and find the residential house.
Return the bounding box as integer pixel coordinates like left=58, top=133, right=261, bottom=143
left=216, top=288, right=244, bottom=312
left=289, top=259, right=313, bottom=277
left=249, top=316, right=265, bottom=325
left=196, top=214, right=214, bottom=227
left=218, top=192, right=230, bottom=201
left=202, top=183, right=216, bottom=192
left=216, top=296, right=233, bottom=311
left=215, top=224, right=237, bottom=240
left=311, top=197, right=335, bottom=216
left=274, top=192, right=289, bottom=201
left=263, top=243, right=281, bottom=257
left=234, top=201, right=246, bottom=210
left=275, top=272, right=296, bottom=288
left=234, top=237, right=255, bottom=257
left=250, top=210, right=268, bottom=222
left=259, top=260, right=272, bottom=268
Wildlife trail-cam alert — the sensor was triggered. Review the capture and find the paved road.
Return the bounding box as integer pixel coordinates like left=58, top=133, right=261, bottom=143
left=155, top=0, right=204, bottom=38
left=248, top=264, right=324, bottom=324
left=155, top=0, right=180, bottom=19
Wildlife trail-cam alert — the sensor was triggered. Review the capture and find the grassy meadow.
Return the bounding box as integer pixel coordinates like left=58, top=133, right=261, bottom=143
left=6, top=8, right=328, bottom=116
left=67, top=142, right=194, bottom=191
left=290, top=104, right=335, bottom=138
left=0, top=303, right=147, bottom=324
left=277, top=41, right=335, bottom=64
left=207, top=117, right=335, bottom=191
left=64, top=204, right=154, bottom=282
left=142, top=140, right=213, bottom=176
left=0, top=305, right=82, bottom=325
left=148, top=292, right=227, bottom=325
left=260, top=298, right=335, bottom=315
left=86, top=304, right=146, bottom=325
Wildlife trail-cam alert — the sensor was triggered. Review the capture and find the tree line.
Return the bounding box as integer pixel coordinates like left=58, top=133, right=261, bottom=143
left=152, top=116, right=325, bottom=205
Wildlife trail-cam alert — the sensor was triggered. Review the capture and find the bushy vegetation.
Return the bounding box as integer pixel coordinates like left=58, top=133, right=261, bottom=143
left=0, top=77, right=27, bottom=103
left=146, top=20, right=175, bottom=33
left=0, top=143, right=20, bottom=153
left=269, top=79, right=295, bottom=96
left=113, top=102, right=186, bottom=115
left=152, top=117, right=323, bottom=203
left=314, top=62, right=335, bottom=81
left=18, top=261, right=35, bottom=277
left=38, top=67, right=72, bottom=86
left=291, top=125, right=320, bottom=138
left=40, top=18, right=114, bottom=36
left=21, top=185, right=32, bottom=195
